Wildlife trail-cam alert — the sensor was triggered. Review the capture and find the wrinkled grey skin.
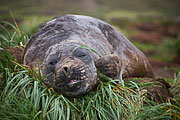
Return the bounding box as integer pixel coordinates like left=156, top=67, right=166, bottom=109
left=23, top=15, right=154, bottom=97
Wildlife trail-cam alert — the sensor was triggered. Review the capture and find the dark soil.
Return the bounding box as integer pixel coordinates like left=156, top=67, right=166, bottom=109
left=0, top=47, right=24, bottom=63
left=149, top=59, right=179, bottom=78
left=130, top=23, right=166, bottom=44
left=129, top=21, right=180, bottom=78
left=130, top=22, right=180, bottom=44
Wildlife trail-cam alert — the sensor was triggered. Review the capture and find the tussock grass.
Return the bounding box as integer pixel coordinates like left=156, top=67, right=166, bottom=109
left=0, top=21, right=180, bottom=120
left=0, top=21, right=29, bottom=49
left=0, top=60, right=144, bottom=119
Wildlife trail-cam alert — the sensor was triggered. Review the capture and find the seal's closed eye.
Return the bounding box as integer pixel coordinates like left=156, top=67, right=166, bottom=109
left=72, top=48, right=91, bottom=62
left=47, top=56, right=59, bottom=71
left=48, top=60, right=58, bottom=66
left=77, top=53, right=86, bottom=58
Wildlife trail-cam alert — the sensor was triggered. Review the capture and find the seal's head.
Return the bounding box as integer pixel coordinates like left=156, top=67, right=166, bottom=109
left=42, top=42, right=98, bottom=97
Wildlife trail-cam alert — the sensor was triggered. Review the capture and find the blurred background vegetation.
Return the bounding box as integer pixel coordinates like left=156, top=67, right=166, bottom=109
left=0, top=0, right=180, bottom=78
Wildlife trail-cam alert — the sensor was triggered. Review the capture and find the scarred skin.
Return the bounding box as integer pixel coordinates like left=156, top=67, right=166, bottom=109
left=23, top=15, right=155, bottom=97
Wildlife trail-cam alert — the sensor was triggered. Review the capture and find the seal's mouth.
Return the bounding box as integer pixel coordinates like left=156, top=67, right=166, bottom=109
left=67, top=80, right=80, bottom=87
left=58, top=77, right=85, bottom=93
left=66, top=79, right=82, bottom=91
left=55, top=66, right=88, bottom=92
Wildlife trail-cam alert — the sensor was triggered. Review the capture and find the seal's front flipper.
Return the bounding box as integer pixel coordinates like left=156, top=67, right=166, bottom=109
left=95, top=54, right=121, bottom=79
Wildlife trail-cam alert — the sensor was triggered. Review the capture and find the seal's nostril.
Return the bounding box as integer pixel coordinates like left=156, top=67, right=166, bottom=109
left=64, top=67, right=68, bottom=73
left=62, top=66, right=69, bottom=75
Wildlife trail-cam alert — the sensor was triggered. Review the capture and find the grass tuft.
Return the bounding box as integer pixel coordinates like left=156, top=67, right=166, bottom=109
left=0, top=21, right=29, bottom=48
left=0, top=62, right=144, bottom=119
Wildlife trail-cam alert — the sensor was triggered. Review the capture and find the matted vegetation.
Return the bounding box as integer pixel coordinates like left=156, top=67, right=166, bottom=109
left=0, top=22, right=180, bottom=120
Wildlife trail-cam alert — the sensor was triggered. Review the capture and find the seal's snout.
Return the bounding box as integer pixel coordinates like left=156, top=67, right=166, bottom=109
left=54, top=57, right=89, bottom=92
left=55, top=58, right=84, bottom=78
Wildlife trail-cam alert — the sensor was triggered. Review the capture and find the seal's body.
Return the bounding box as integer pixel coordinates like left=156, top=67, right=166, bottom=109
left=23, top=15, right=154, bottom=96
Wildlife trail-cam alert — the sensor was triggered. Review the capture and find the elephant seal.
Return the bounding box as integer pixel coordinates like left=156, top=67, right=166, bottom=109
left=23, top=15, right=155, bottom=97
